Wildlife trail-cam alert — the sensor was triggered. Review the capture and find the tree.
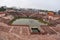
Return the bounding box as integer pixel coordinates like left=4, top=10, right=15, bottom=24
left=0, top=6, right=6, bottom=11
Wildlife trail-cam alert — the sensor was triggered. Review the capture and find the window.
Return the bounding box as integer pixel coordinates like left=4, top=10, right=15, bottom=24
left=31, top=28, right=40, bottom=34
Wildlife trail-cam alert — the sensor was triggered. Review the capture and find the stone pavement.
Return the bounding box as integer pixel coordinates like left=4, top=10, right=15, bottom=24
left=0, top=22, right=60, bottom=40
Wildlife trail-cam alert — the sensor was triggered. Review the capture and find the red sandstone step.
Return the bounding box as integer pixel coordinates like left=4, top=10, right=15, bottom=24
left=22, top=27, right=29, bottom=35
left=11, top=26, right=20, bottom=35
left=41, top=26, right=56, bottom=35
left=0, top=26, right=11, bottom=32
left=52, top=27, right=60, bottom=33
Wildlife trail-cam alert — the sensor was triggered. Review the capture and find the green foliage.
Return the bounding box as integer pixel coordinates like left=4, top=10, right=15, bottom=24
left=38, top=18, right=49, bottom=24
left=0, top=7, right=6, bottom=11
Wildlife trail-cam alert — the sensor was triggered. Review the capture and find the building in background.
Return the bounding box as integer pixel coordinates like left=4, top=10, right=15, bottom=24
left=48, top=11, right=60, bottom=20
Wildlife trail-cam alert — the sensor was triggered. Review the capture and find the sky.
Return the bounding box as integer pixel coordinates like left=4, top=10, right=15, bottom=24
left=0, top=0, right=60, bottom=11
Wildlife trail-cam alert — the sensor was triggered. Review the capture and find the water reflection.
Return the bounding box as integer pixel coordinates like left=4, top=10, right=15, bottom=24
left=12, top=18, right=45, bottom=28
